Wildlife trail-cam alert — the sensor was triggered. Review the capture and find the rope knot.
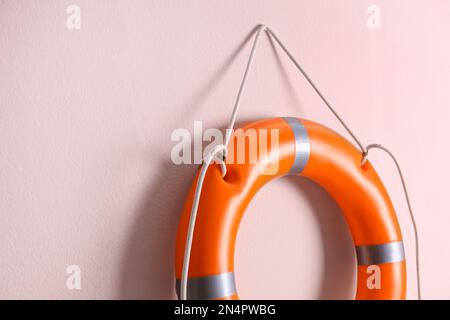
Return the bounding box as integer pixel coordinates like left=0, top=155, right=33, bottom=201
left=361, top=148, right=369, bottom=166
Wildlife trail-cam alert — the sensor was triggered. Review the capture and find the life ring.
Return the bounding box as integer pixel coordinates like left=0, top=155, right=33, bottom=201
left=175, top=117, right=406, bottom=300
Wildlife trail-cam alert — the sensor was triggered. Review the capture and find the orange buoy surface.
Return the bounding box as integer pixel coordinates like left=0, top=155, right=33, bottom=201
left=175, top=117, right=406, bottom=300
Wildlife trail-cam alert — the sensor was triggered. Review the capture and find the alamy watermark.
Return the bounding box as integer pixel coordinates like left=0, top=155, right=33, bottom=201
left=66, top=265, right=81, bottom=290
left=66, top=5, right=81, bottom=30
left=366, top=4, right=381, bottom=30
left=171, top=121, right=280, bottom=175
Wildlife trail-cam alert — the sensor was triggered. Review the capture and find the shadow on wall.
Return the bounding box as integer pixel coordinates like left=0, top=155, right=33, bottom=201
left=119, top=26, right=355, bottom=299
left=287, top=176, right=356, bottom=299
left=119, top=26, right=261, bottom=300
left=118, top=162, right=356, bottom=299
left=119, top=159, right=195, bottom=299
left=182, top=25, right=261, bottom=116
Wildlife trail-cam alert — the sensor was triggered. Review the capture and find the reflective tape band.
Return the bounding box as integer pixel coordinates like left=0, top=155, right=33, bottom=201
left=356, top=241, right=405, bottom=265
left=282, top=117, right=310, bottom=174
left=176, top=272, right=236, bottom=300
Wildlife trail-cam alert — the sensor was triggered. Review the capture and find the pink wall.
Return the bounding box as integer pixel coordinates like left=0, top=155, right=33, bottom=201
left=1, top=0, right=449, bottom=299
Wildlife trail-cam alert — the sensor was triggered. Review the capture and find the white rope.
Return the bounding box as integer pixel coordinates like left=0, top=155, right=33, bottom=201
left=224, top=25, right=267, bottom=148
left=265, top=27, right=367, bottom=156
left=180, top=25, right=266, bottom=300
left=180, top=145, right=227, bottom=300
left=180, top=24, right=421, bottom=300
left=363, top=144, right=422, bottom=300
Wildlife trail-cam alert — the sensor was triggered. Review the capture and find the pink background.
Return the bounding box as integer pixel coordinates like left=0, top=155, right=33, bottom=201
left=1, top=0, right=449, bottom=299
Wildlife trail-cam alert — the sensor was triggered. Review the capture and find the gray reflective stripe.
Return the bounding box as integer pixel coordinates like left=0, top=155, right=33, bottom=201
left=282, top=117, right=310, bottom=174
left=176, top=272, right=236, bottom=300
left=356, top=241, right=405, bottom=265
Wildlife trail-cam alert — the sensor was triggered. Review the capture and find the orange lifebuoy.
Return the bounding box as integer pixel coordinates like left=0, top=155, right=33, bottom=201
left=175, top=117, right=406, bottom=300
